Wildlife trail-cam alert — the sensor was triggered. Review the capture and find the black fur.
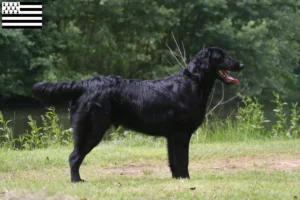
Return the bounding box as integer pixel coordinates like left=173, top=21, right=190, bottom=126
left=32, top=47, right=244, bottom=182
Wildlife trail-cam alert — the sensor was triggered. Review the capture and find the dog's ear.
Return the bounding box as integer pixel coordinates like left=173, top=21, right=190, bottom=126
left=195, top=48, right=211, bottom=71
left=185, top=48, right=211, bottom=81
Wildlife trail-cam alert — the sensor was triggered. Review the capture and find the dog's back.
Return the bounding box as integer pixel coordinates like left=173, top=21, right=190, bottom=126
left=104, top=74, right=205, bottom=136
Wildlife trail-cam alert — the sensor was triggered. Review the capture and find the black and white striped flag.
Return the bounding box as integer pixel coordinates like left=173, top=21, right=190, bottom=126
left=1, top=2, right=42, bottom=29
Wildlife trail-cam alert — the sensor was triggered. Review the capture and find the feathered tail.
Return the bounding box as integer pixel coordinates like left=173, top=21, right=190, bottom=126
left=32, top=81, right=84, bottom=104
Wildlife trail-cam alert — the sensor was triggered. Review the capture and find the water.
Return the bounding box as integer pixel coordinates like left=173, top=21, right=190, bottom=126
left=0, top=102, right=291, bottom=137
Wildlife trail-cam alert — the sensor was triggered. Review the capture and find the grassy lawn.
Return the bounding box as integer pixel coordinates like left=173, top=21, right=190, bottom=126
left=1, top=138, right=300, bottom=199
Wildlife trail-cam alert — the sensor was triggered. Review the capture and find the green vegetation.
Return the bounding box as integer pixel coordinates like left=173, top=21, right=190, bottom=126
left=1, top=92, right=299, bottom=150
left=0, top=107, right=72, bottom=150
left=0, top=0, right=299, bottom=101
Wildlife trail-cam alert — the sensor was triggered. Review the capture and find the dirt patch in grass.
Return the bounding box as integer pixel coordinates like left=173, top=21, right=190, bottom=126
left=0, top=190, right=78, bottom=200
left=208, top=155, right=300, bottom=171
left=101, top=162, right=168, bottom=176
left=98, top=155, right=300, bottom=176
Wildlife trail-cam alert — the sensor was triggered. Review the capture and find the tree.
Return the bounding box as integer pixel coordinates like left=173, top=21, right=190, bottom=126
left=0, top=0, right=299, bottom=101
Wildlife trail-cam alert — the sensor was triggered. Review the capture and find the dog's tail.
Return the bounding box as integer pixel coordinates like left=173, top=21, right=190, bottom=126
left=32, top=81, right=84, bottom=104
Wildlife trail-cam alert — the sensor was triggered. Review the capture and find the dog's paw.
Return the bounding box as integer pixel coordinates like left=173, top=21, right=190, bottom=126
left=71, top=178, right=85, bottom=183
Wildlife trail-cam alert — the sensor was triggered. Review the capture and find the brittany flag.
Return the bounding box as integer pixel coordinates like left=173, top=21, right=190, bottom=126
left=2, top=2, right=42, bottom=29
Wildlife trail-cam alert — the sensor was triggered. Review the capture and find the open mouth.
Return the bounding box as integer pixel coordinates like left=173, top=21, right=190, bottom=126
left=217, top=70, right=239, bottom=85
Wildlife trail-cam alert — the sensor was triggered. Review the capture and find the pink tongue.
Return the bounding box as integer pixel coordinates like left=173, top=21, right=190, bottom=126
left=227, top=76, right=239, bottom=85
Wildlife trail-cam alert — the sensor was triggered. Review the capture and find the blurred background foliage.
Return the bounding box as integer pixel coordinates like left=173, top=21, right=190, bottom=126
left=0, top=0, right=299, bottom=103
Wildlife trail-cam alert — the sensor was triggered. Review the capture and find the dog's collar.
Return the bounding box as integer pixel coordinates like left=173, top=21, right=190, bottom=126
left=182, top=69, right=199, bottom=83
left=182, top=69, right=215, bottom=93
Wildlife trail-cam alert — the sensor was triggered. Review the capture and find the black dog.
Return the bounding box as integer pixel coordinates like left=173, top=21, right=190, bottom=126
left=32, top=47, right=244, bottom=182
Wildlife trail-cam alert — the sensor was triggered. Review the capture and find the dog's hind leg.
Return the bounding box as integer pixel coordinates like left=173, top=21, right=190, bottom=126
left=167, top=133, right=192, bottom=179
left=69, top=105, right=111, bottom=182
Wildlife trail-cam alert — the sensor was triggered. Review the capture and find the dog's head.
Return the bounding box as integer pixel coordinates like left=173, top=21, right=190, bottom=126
left=191, top=47, right=244, bottom=85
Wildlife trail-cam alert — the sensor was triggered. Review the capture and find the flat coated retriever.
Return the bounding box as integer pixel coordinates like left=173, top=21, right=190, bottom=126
left=32, top=47, right=244, bottom=182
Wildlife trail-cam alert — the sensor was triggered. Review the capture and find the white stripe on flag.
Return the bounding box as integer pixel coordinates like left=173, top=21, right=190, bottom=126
left=2, top=23, right=42, bottom=26
left=19, top=11, right=42, bottom=14
left=2, top=17, right=42, bottom=20
left=20, top=5, right=42, bottom=8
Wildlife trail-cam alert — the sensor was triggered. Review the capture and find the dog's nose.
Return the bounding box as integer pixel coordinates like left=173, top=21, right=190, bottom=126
left=239, top=64, right=244, bottom=69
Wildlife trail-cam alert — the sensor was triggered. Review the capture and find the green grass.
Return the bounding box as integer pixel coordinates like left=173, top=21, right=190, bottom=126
left=1, top=139, right=300, bottom=199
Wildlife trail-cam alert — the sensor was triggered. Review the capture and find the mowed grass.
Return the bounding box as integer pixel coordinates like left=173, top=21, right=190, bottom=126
left=1, top=138, right=300, bottom=200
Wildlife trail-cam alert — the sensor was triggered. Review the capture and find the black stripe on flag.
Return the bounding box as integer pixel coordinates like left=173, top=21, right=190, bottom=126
left=1, top=2, right=43, bottom=29
left=20, top=8, right=42, bottom=11
left=2, top=14, right=42, bottom=17
left=2, top=20, right=42, bottom=23
left=2, top=26, right=42, bottom=29
left=20, top=2, right=42, bottom=5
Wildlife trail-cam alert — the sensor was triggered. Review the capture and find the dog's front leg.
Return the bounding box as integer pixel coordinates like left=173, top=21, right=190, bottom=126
left=167, top=133, right=192, bottom=179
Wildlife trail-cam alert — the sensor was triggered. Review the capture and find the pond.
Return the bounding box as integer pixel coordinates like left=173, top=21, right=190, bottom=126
left=1, top=106, right=70, bottom=136
left=0, top=100, right=290, bottom=139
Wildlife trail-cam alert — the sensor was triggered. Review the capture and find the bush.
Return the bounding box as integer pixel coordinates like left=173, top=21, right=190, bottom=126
left=0, top=107, right=72, bottom=150
left=1, top=92, right=300, bottom=150
left=193, top=93, right=300, bottom=142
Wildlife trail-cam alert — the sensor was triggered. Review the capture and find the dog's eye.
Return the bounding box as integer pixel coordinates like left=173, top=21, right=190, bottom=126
left=213, top=53, right=221, bottom=60
left=216, top=54, right=224, bottom=61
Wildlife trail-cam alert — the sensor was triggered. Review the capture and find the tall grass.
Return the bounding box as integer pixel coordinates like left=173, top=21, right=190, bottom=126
left=0, top=93, right=300, bottom=150
left=0, top=107, right=72, bottom=150
left=0, top=112, right=15, bottom=148
left=193, top=97, right=268, bottom=143
left=193, top=93, right=300, bottom=143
